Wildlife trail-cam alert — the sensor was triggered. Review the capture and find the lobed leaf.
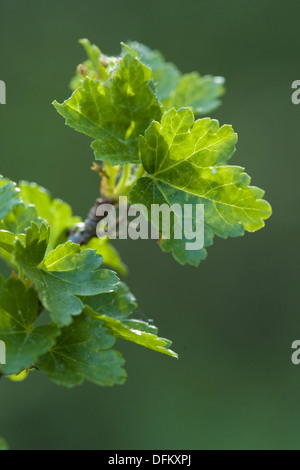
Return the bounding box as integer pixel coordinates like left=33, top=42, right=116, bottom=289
left=82, top=281, right=137, bottom=320
left=84, top=237, right=128, bottom=275
left=83, top=283, right=178, bottom=358
left=163, top=73, right=225, bottom=115
left=123, top=41, right=225, bottom=115
left=70, top=38, right=120, bottom=90
left=0, top=203, right=41, bottom=267
left=0, top=277, right=59, bottom=375
left=19, top=181, right=127, bottom=272
left=19, top=182, right=80, bottom=252
left=129, top=108, right=271, bottom=265
left=54, top=54, right=162, bottom=166
left=14, top=224, right=119, bottom=327
left=91, top=311, right=178, bottom=358
left=122, top=41, right=181, bottom=103
left=37, top=312, right=126, bottom=387
left=129, top=178, right=214, bottom=266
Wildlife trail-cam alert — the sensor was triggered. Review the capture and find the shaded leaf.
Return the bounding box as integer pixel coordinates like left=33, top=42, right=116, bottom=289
left=164, top=72, right=225, bottom=115
left=0, top=277, right=59, bottom=375
left=83, top=283, right=178, bottom=358
left=82, top=281, right=137, bottom=320
left=37, top=312, right=126, bottom=387
left=123, top=41, right=224, bottom=115
left=129, top=177, right=214, bottom=266
left=84, top=237, right=128, bottom=275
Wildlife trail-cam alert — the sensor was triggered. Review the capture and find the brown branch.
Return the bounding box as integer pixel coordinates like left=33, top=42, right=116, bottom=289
left=67, top=197, right=117, bottom=245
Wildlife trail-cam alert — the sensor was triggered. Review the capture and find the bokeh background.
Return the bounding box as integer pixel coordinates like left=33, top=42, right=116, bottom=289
left=0, top=0, right=299, bottom=450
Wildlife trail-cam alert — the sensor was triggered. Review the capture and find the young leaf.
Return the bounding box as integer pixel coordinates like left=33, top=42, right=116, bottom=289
left=19, top=181, right=127, bottom=273
left=19, top=182, right=81, bottom=252
left=129, top=108, right=271, bottom=265
left=0, top=230, right=18, bottom=255
left=1, top=203, right=40, bottom=235
left=123, top=41, right=225, bottom=115
left=70, top=38, right=120, bottom=90
left=54, top=54, right=162, bottom=165
left=0, top=203, right=41, bottom=268
left=14, top=223, right=119, bottom=327
left=122, top=41, right=181, bottom=102
left=36, top=312, right=126, bottom=387
left=0, top=277, right=59, bottom=376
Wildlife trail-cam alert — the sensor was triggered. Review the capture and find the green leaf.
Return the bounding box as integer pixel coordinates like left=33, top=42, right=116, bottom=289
left=83, top=283, right=178, bottom=358
left=123, top=41, right=224, bottom=115
left=0, top=203, right=40, bottom=235
left=140, top=108, right=237, bottom=176
left=129, top=177, right=214, bottom=266
left=70, top=38, right=120, bottom=90
left=129, top=108, right=271, bottom=265
left=0, top=277, right=59, bottom=375
left=19, top=182, right=81, bottom=252
left=84, top=237, right=128, bottom=275
left=14, top=223, right=119, bottom=327
left=0, top=202, right=41, bottom=269
left=0, top=202, right=42, bottom=267
left=79, top=38, right=101, bottom=68
left=164, top=73, right=225, bottom=115
left=122, top=41, right=181, bottom=103
left=54, top=54, right=162, bottom=165
left=0, top=176, right=20, bottom=221
left=82, top=281, right=137, bottom=320
left=0, top=230, right=19, bottom=255
left=90, top=310, right=178, bottom=358
left=37, top=312, right=126, bottom=387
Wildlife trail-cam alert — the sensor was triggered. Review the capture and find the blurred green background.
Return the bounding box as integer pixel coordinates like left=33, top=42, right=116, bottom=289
left=0, top=0, right=299, bottom=450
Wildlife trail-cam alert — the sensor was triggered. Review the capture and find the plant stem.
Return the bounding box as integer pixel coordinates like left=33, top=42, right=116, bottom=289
left=103, top=162, right=120, bottom=197
left=115, top=164, right=131, bottom=195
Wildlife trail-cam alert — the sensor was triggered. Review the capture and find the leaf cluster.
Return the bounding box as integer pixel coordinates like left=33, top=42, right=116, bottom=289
left=0, top=39, right=271, bottom=388
left=55, top=39, right=271, bottom=266
left=0, top=178, right=176, bottom=387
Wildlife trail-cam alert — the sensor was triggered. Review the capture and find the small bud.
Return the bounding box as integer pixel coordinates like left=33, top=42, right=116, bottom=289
left=100, top=55, right=108, bottom=67
left=77, top=64, right=88, bottom=76
left=91, top=162, right=109, bottom=178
